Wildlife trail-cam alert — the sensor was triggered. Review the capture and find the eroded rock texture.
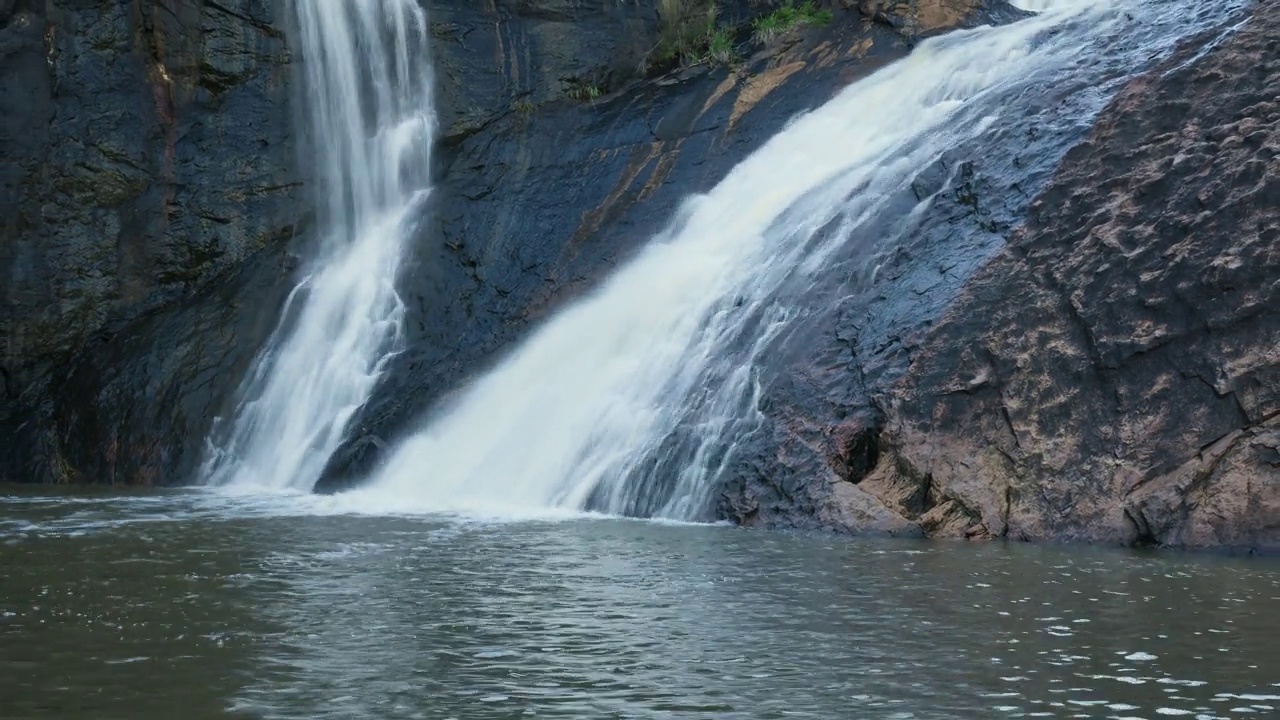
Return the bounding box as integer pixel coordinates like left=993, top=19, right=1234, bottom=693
left=888, top=6, right=1279, bottom=552
left=734, top=3, right=1278, bottom=553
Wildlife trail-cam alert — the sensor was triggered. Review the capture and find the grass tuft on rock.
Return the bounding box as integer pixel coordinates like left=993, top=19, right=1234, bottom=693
left=705, top=26, right=735, bottom=65
left=653, top=0, right=737, bottom=70
left=752, top=1, right=833, bottom=45
left=566, top=83, right=603, bottom=102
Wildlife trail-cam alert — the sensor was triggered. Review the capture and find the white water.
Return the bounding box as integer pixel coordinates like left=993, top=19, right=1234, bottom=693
left=327, top=0, right=1174, bottom=518
left=199, top=0, right=435, bottom=491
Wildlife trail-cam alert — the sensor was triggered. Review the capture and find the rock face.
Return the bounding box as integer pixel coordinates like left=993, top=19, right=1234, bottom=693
left=1, top=0, right=300, bottom=482
left=314, top=0, right=1023, bottom=487
left=725, top=3, right=1279, bottom=553
left=884, top=5, right=1279, bottom=552
left=4, top=0, right=1013, bottom=486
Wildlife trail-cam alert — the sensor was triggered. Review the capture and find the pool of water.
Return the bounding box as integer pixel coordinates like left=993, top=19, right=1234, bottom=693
left=1, top=487, right=1277, bottom=719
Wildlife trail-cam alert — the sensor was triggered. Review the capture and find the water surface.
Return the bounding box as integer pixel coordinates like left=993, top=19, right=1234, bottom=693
left=1, top=488, right=1277, bottom=719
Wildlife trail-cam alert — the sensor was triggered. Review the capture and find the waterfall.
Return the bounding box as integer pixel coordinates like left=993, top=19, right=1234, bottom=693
left=323, top=0, right=1238, bottom=519
left=199, top=0, right=435, bottom=491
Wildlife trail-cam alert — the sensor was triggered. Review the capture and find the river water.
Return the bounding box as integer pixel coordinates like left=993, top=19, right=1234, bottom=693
left=1, top=488, right=1276, bottom=719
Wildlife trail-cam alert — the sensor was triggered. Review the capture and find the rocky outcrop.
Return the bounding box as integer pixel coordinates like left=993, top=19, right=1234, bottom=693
left=882, top=4, right=1279, bottom=552
left=728, top=2, right=1278, bottom=553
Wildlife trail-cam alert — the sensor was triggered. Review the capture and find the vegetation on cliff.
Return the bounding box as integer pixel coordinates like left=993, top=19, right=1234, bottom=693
left=653, top=0, right=735, bottom=69
left=752, top=2, right=834, bottom=44
left=650, top=0, right=833, bottom=72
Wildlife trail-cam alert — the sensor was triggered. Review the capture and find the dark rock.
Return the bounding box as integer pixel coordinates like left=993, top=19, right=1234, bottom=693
left=23, top=240, right=299, bottom=485
left=2, top=0, right=299, bottom=483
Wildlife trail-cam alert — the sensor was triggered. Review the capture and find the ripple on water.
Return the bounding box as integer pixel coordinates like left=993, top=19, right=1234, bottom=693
left=1125, top=651, right=1160, bottom=661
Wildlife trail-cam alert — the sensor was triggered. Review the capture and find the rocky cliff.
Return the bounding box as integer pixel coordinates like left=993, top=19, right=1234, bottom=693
left=2, top=0, right=300, bottom=483
left=4, top=0, right=1014, bottom=487
left=4, top=0, right=1272, bottom=553
left=722, top=1, right=1278, bottom=553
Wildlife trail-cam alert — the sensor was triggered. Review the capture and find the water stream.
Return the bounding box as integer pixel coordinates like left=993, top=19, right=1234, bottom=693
left=198, top=0, right=436, bottom=492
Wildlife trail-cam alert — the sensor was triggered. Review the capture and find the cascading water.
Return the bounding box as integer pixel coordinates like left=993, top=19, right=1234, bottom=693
left=199, top=0, right=435, bottom=491
left=323, top=0, right=1243, bottom=520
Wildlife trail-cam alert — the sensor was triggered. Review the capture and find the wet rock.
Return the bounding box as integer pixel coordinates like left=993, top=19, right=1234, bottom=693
left=9, top=0, right=978, bottom=487
left=27, top=241, right=300, bottom=485
left=425, top=1, right=661, bottom=142
left=799, top=3, right=1279, bottom=553
left=317, top=1, right=956, bottom=490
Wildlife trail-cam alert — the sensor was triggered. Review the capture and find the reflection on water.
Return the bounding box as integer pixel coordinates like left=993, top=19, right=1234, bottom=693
left=1, top=489, right=1277, bottom=719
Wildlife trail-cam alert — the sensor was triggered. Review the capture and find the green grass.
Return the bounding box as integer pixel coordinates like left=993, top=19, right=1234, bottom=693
left=566, top=83, right=603, bottom=102
left=705, top=27, right=735, bottom=65
left=652, top=0, right=737, bottom=70
left=647, top=0, right=835, bottom=73
left=752, top=1, right=833, bottom=45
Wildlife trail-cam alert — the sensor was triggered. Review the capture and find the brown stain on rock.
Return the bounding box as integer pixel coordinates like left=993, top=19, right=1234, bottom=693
left=637, top=140, right=685, bottom=203
left=570, top=142, right=665, bottom=247
left=814, top=37, right=876, bottom=69
left=859, top=0, right=982, bottom=37
left=728, top=61, right=807, bottom=131
left=699, top=73, right=739, bottom=120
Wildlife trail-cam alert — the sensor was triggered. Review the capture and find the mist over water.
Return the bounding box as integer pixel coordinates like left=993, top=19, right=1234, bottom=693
left=198, top=0, right=436, bottom=492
